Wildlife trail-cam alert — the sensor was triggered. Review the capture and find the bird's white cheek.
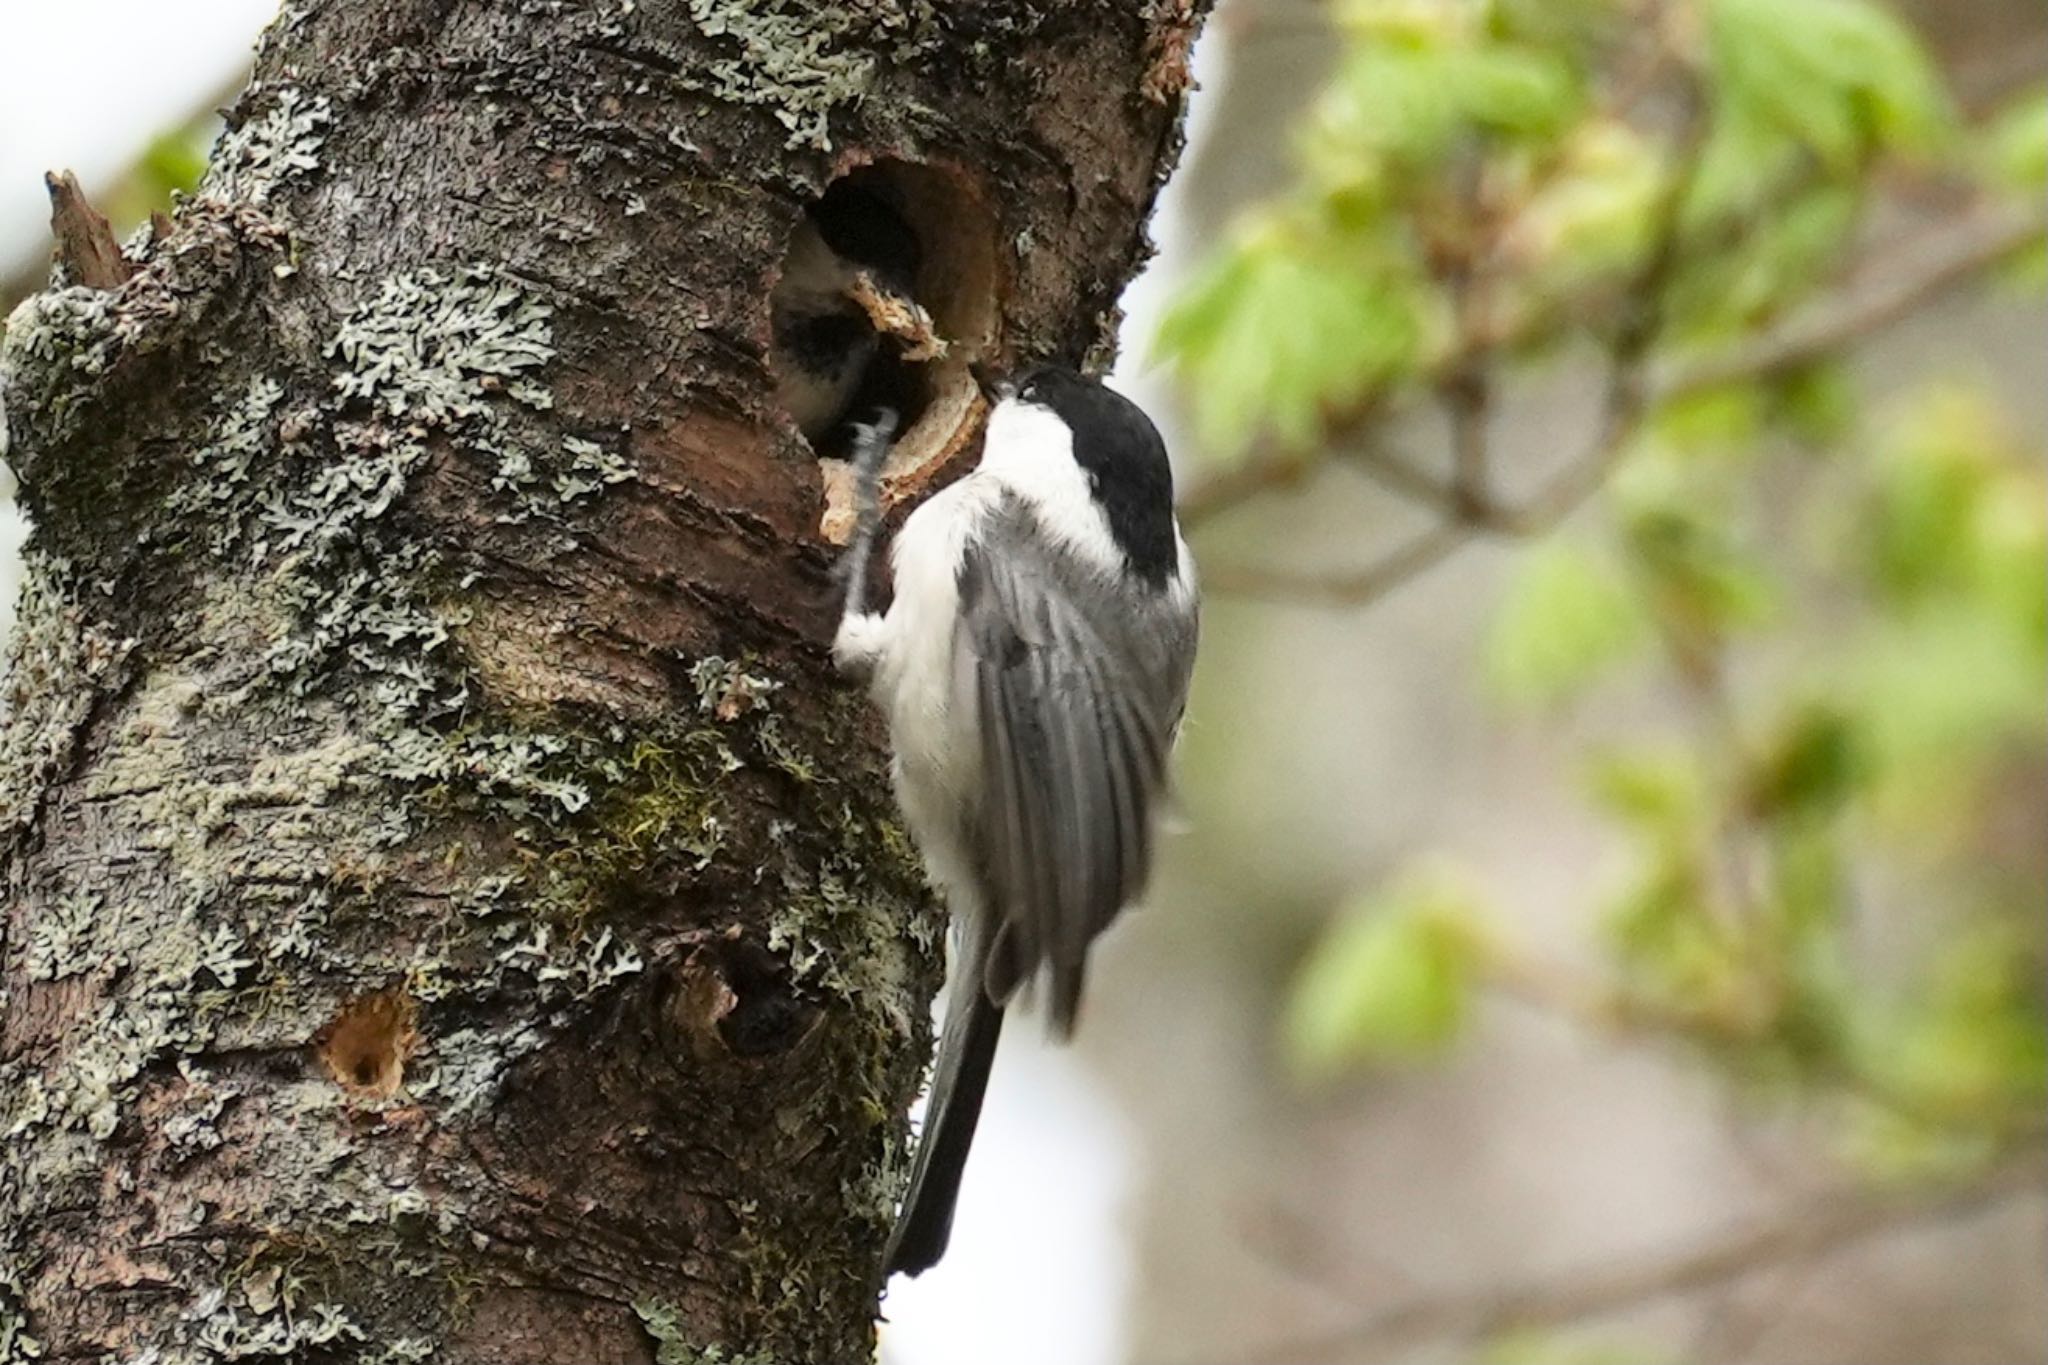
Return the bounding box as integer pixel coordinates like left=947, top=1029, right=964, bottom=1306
left=980, top=403, right=1126, bottom=579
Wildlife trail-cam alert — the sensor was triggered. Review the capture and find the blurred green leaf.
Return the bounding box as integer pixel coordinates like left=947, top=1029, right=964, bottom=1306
left=1768, top=362, right=1859, bottom=449
left=1586, top=743, right=1705, bottom=831
left=1517, top=118, right=1664, bottom=293
left=1976, top=89, right=2048, bottom=279
left=1285, top=869, right=1484, bottom=1079
left=141, top=129, right=210, bottom=199
left=1705, top=0, right=1952, bottom=173
left=1157, top=215, right=1431, bottom=457
left=1746, top=703, right=1865, bottom=820
left=1842, top=387, right=2047, bottom=824
left=1491, top=0, right=1630, bottom=59
left=1669, top=184, right=1862, bottom=337
left=1648, top=383, right=1766, bottom=456
left=1846, top=918, right=2047, bottom=1176
left=1586, top=745, right=1753, bottom=1013
left=102, top=117, right=217, bottom=234
left=1625, top=502, right=1778, bottom=645
left=1861, top=388, right=2048, bottom=619
left=1853, top=610, right=2044, bottom=782
left=1978, top=86, right=2048, bottom=196
left=1766, top=819, right=1847, bottom=968
left=1305, top=9, right=1584, bottom=195
left=1602, top=844, right=1743, bottom=1011
left=1486, top=538, right=1651, bottom=705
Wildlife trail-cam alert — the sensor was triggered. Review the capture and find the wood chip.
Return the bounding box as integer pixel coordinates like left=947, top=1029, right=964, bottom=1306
left=849, top=273, right=948, bottom=361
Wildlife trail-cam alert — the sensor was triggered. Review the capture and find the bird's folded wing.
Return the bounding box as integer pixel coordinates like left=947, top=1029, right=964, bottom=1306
left=953, top=507, right=1175, bottom=1034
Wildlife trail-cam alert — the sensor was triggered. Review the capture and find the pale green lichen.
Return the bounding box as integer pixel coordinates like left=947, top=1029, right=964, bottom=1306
left=683, top=0, right=883, bottom=151
left=328, top=267, right=553, bottom=422
left=0, top=1260, right=41, bottom=1365
left=633, top=1298, right=779, bottom=1365
left=768, top=797, right=937, bottom=1040
left=769, top=866, right=919, bottom=1036
left=43, top=985, right=193, bottom=1142
left=495, top=921, right=646, bottom=994
left=0, top=288, right=120, bottom=446
left=189, top=1283, right=364, bottom=1360
left=22, top=889, right=101, bottom=981
left=159, top=1060, right=238, bottom=1161
left=0, top=288, right=118, bottom=382
left=410, top=1022, right=545, bottom=1118
left=203, top=84, right=333, bottom=206
left=0, top=551, right=136, bottom=838
left=845, top=1143, right=913, bottom=1228
left=690, top=654, right=782, bottom=720
left=170, top=374, right=284, bottom=555
left=547, top=434, right=634, bottom=504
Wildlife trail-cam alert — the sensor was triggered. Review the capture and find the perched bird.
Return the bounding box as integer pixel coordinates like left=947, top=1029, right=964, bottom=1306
left=833, top=365, right=1201, bottom=1277
left=771, top=182, right=921, bottom=444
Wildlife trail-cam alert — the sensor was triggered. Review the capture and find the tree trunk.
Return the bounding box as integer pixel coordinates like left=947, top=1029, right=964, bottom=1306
left=0, top=3, right=1204, bottom=1360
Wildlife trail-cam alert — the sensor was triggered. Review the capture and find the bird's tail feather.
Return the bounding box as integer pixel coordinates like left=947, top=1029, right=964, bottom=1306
left=883, top=987, right=1004, bottom=1277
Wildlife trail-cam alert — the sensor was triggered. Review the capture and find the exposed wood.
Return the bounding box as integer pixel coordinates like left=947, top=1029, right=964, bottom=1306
left=44, top=170, right=133, bottom=290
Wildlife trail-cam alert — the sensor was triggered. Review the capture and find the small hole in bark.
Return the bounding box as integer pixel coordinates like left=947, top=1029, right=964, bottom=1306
left=317, top=990, right=418, bottom=1099
left=770, top=160, right=1000, bottom=544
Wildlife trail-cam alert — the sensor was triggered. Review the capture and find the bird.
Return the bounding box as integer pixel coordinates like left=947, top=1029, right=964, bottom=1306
left=771, top=181, right=922, bottom=445
left=832, top=364, right=1200, bottom=1277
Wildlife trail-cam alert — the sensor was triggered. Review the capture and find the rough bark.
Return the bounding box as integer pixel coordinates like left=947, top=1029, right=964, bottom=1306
left=0, top=2, right=1205, bottom=1361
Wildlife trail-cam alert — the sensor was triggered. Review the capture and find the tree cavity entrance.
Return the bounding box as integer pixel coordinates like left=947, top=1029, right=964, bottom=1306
left=781, top=159, right=1000, bottom=544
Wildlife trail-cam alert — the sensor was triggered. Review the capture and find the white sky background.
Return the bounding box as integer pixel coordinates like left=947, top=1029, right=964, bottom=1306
left=0, top=7, right=1229, bottom=1363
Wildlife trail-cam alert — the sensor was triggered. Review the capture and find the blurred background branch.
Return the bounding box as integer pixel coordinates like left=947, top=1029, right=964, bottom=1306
left=1198, top=1146, right=2044, bottom=1365
left=1193, top=194, right=2042, bottom=605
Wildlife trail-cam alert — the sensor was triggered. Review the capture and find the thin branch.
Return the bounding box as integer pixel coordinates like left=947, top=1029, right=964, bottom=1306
left=1198, top=523, right=1469, bottom=606
left=1163, top=1152, right=2045, bottom=1365
left=1485, top=948, right=2048, bottom=1142
left=1328, top=441, right=1462, bottom=513
left=1175, top=443, right=1329, bottom=525
left=1196, top=84, right=1708, bottom=603
left=1190, top=197, right=2044, bottom=607
left=1439, top=155, right=1499, bottom=514
left=1662, top=202, right=2047, bottom=402
left=1487, top=78, right=1710, bottom=532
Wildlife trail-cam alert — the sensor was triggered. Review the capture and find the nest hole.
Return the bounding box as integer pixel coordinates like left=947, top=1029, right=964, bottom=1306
left=771, top=159, right=1000, bottom=542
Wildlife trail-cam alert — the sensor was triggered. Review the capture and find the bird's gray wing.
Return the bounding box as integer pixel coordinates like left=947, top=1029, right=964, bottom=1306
left=954, top=501, right=1192, bottom=1035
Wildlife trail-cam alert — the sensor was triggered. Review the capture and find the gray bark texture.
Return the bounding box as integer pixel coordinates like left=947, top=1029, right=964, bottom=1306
left=0, top=2, right=1205, bottom=1360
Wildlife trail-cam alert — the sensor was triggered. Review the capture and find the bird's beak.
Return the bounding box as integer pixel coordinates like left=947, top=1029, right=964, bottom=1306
left=968, top=360, right=1009, bottom=404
